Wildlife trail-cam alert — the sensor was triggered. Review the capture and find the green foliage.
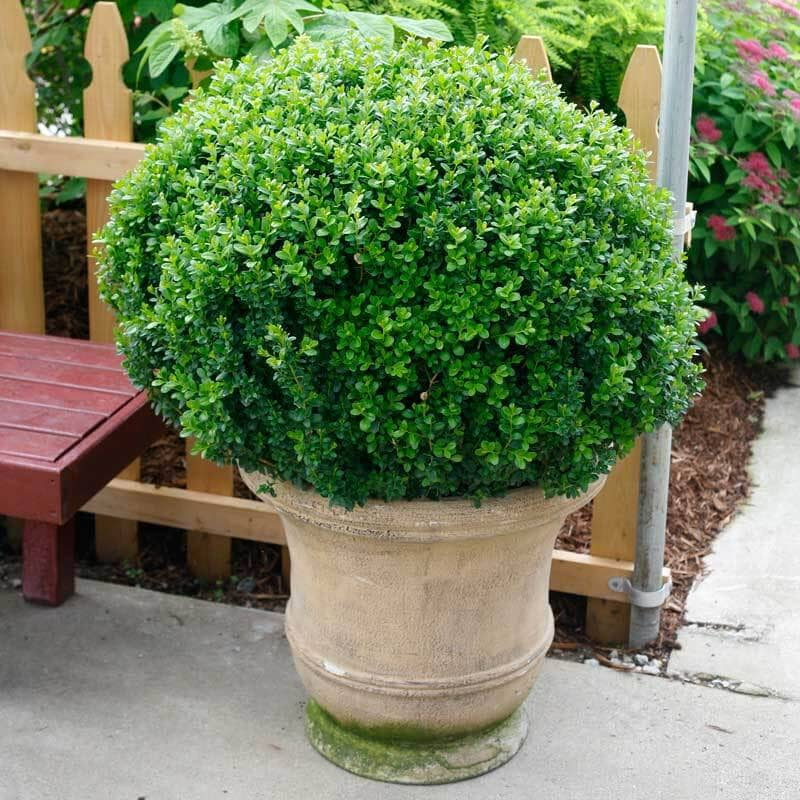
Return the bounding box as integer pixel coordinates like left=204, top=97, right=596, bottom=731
left=23, top=0, right=189, bottom=141
left=687, top=0, right=800, bottom=362
left=23, top=0, right=93, bottom=136
left=98, top=37, right=703, bottom=508
left=136, top=0, right=451, bottom=79
left=558, top=0, right=664, bottom=109
left=344, top=0, right=680, bottom=113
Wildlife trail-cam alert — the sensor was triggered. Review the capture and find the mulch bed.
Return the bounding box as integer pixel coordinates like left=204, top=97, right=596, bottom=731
left=0, top=206, right=785, bottom=655
left=552, top=347, right=782, bottom=660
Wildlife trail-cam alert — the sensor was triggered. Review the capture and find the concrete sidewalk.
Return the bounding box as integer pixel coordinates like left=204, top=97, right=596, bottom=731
left=1, top=579, right=796, bottom=800
left=668, top=370, right=800, bottom=700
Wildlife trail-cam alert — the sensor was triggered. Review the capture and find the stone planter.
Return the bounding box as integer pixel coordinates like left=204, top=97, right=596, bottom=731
left=240, top=469, right=604, bottom=784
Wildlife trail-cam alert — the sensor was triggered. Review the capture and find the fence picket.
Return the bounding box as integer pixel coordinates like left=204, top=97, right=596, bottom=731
left=186, top=445, right=234, bottom=581
left=513, top=36, right=553, bottom=82
left=84, top=1, right=140, bottom=562
left=0, top=0, right=44, bottom=333
left=618, top=45, right=662, bottom=182
left=586, top=45, right=662, bottom=644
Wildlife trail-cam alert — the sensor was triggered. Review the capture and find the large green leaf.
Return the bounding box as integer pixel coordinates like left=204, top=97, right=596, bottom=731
left=340, top=12, right=395, bottom=49
left=149, top=37, right=182, bottom=76
left=136, top=20, right=179, bottom=78
left=178, top=0, right=240, bottom=56
left=138, top=0, right=176, bottom=22
left=235, top=0, right=320, bottom=38
left=388, top=16, right=453, bottom=41
left=304, top=12, right=352, bottom=42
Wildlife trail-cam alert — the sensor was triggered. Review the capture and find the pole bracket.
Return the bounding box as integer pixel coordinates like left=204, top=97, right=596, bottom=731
left=607, top=576, right=673, bottom=608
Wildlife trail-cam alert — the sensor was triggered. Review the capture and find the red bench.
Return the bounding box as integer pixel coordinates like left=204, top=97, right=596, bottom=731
left=0, top=331, right=165, bottom=605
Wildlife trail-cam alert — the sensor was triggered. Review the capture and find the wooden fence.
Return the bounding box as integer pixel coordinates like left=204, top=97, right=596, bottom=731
left=0, top=0, right=668, bottom=643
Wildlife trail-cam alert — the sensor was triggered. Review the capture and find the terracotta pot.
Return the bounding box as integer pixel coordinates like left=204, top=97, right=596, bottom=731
left=240, top=469, right=604, bottom=784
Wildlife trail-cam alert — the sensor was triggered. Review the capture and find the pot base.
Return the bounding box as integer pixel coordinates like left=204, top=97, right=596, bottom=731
left=305, top=699, right=529, bottom=785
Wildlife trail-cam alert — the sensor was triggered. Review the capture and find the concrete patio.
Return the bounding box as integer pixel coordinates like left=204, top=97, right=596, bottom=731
left=0, top=578, right=796, bottom=800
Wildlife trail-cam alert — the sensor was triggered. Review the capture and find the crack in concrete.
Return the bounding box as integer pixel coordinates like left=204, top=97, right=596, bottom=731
left=671, top=670, right=793, bottom=701
left=683, top=620, right=765, bottom=642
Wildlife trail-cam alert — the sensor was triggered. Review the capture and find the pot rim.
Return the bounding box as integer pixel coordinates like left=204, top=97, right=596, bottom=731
left=239, top=468, right=606, bottom=542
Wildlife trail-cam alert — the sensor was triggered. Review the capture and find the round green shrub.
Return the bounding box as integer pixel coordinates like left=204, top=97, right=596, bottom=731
left=98, top=36, right=703, bottom=509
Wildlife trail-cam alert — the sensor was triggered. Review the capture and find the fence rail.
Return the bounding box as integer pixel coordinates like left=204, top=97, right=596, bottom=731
left=0, top=0, right=669, bottom=641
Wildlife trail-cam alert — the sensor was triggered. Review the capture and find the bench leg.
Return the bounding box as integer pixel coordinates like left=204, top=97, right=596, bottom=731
left=22, top=519, right=76, bottom=606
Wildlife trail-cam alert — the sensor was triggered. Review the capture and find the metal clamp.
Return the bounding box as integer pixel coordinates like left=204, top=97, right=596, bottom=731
left=676, top=201, right=697, bottom=248
left=608, top=576, right=673, bottom=609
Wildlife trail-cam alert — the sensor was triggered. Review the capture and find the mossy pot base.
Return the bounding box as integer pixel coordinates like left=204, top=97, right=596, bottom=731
left=306, top=699, right=529, bottom=785
left=241, top=470, right=605, bottom=784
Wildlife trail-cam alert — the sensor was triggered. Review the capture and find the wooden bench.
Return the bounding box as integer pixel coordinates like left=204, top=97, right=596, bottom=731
left=0, top=331, right=165, bottom=605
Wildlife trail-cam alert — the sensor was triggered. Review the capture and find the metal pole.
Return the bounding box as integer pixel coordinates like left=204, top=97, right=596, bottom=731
left=629, top=0, right=698, bottom=648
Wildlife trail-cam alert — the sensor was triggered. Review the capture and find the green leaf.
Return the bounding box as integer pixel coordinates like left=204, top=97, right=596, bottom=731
left=725, top=168, right=746, bottom=186
left=236, top=0, right=319, bottom=36
left=387, top=16, right=453, bottom=41
left=341, top=12, right=395, bottom=49
left=731, top=138, right=756, bottom=154
left=206, top=20, right=239, bottom=56
left=179, top=0, right=241, bottom=54
left=262, top=3, right=291, bottom=46
left=135, top=20, right=176, bottom=79
left=248, top=37, right=274, bottom=58
left=765, top=141, right=782, bottom=169
left=782, top=124, right=796, bottom=150
left=148, top=35, right=181, bottom=78
left=137, top=0, right=176, bottom=21
left=55, top=176, right=86, bottom=204
left=304, top=11, right=351, bottom=42
left=698, top=183, right=725, bottom=203
left=733, top=113, right=751, bottom=139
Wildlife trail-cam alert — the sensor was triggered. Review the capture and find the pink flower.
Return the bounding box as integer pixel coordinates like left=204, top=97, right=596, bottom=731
left=698, top=311, right=719, bottom=335
left=695, top=114, right=722, bottom=143
left=740, top=152, right=783, bottom=203
left=742, top=174, right=782, bottom=203
left=746, top=292, right=766, bottom=314
left=786, top=343, right=800, bottom=359
left=768, top=42, right=790, bottom=60
left=741, top=152, right=772, bottom=175
left=707, top=215, right=737, bottom=241
left=748, top=70, right=777, bottom=96
left=790, top=98, right=800, bottom=118
left=735, top=39, right=769, bottom=63
left=768, top=0, right=800, bottom=17
left=780, top=296, right=790, bottom=307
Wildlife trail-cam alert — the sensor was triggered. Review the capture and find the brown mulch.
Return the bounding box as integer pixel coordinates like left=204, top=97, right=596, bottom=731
left=552, top=344, right=784, bottom=658
left=4, top=206, right=782, bottom=649
left=42, top=208, right=89, bottom=339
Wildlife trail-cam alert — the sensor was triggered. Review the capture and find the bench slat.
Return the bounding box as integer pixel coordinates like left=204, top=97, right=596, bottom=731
left=0, top=333, right=166, bottom=524
left=0, top=332, right=123, bottom=369
left=0, top=354, right=136, bottom=395
left=0, top=398, right=106, bottom=437
left=0, top=425, right=79, bottom=462
left=0, top=376, right=125, bottom=414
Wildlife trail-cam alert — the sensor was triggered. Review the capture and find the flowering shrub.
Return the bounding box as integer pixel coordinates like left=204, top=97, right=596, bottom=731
left=98, top=37, right=702, bottom=508
left=688, top=0, right=800, bottom=362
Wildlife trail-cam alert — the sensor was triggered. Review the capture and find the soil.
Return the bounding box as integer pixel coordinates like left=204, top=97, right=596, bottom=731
left=0, top=205, right=786, bottom=661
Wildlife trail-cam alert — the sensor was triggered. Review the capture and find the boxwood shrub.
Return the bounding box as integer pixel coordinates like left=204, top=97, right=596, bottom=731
left=98, top=36, right=703, bottom=509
